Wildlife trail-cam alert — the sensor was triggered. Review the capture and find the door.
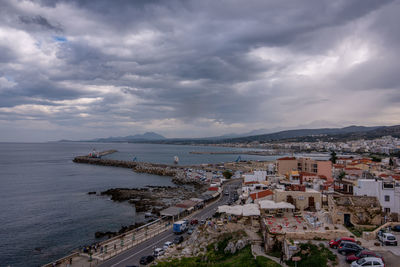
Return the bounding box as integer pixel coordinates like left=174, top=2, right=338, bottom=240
left=308, top=196, right=315, bottom=208
left=344, top=214, right=352, bottom=227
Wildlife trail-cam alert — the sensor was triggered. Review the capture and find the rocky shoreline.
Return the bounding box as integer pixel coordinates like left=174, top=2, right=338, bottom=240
left=101, top=184, right=207, bottom=213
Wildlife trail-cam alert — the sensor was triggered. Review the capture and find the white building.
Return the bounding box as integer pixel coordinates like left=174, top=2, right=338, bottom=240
left=243, top=170, right=267, bottom=183
left=354, top=178, right=400, bottom=214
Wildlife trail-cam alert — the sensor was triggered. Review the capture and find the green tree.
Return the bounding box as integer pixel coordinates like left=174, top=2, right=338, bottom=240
left=389, top=157, right=394, bottom=169
left=223, top=170, right=233, bottom=179
left=330, top=150, right=337, bottom=164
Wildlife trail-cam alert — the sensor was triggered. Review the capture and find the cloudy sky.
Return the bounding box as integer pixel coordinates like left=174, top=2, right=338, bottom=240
left=1, top=0, right=400, bottom=141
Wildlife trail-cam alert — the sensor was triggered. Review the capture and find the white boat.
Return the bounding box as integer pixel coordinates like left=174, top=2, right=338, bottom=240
left=174, top=156, right=179, bottom=164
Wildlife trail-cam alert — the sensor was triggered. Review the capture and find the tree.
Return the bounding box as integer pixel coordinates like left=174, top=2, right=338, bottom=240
left=338, top=171, right=345, bottom=180
left=330, top=150, right=337, bottom=164
left=223, top=170, right=233, bottom=179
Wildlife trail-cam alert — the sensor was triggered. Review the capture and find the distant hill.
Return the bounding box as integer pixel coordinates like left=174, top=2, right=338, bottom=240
left=61, top=125, right=400, bottom=144
left=71, top=132, right=166, bottom=142
left=221, top=125, right=385, bottom=143
left=146, top=125, right=400, bottom=144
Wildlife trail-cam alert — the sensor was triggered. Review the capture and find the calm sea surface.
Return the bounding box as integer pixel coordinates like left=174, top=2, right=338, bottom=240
left=0, top=142, right=328, bottom=267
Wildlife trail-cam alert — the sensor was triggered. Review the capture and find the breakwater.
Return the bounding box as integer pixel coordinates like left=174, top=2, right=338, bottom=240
left=73, top=155, right=203, bottom=185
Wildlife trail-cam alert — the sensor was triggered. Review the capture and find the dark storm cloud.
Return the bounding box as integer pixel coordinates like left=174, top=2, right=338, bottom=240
left=1, top=0, right=400, bottom=141
left=19, top=15, right=63, bottom=32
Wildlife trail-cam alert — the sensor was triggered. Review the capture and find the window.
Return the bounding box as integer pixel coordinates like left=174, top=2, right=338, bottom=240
left=383, top=183, right=394, bottom=189
left=385, top=208, right=391, bottom=213
left=384, top=195, right=390, bottom=202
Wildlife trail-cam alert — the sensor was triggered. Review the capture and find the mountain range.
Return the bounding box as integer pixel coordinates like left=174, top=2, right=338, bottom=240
left=65, top=125, right=400, bottom=144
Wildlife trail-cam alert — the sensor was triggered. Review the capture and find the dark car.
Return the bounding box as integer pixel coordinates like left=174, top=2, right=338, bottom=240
left=139, top=255, right=154, bottom=265
left=329, top=237, right=356, bottom=248
left=190, top=219, right=198, bottom=225
left=173, top=236, right=184, bottom=244
left=338, top=241, right=364, bottom=255
left=346, top=250, right=384, bottom=263
left=392, top=225, right=400, bottom=232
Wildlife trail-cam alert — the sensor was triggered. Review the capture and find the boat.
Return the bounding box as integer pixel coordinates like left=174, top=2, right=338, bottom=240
left=174, top=156, right=179, bottom=164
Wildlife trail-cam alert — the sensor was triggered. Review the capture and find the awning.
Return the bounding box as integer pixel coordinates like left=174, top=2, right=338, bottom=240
left=217, top=204, right=260, bottom=216
left=190, top=198, right=204, bottom=203
left=242, top=204, right=260, bottom=216
left=258, top=200, right=295, bottom=210
left=159, top=206, right=185, bottom=217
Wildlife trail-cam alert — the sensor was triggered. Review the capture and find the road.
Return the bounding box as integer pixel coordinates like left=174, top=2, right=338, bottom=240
left=98, top=179, right=242, bottom=267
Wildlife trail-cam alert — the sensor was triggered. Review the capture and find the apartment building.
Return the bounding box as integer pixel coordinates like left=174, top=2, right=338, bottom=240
left=276, top=157, right=332, bottom=182
left=354, top=178, right=400, bottom=214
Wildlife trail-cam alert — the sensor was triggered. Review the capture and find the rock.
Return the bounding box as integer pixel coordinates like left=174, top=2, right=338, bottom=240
left=235, top=239, right=246, bottom=251
left=88, top=191, right=96, bottom=195
left=182, top=247, right=192, bottom=255
left=224, top=241, right=236, bottom=254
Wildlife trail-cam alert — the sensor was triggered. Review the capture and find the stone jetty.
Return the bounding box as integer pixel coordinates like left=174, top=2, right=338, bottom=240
left=73, top=153, right=205, bottom=185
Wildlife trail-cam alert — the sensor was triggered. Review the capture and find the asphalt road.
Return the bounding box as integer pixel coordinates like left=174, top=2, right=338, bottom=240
left=98, top=179, right=242, bottom=267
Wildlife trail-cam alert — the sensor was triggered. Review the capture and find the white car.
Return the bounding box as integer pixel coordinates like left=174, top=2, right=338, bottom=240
left=377, top=231, right=397, bottom=246
left=153, top=247, right=165, bottom=257
left=351, top=257, right=384, bottom=267
left=163, top=241, right=173, bottom=250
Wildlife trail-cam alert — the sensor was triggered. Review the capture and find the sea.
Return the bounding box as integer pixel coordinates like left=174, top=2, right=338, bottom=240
left=0, top=142, right=329, bottom=267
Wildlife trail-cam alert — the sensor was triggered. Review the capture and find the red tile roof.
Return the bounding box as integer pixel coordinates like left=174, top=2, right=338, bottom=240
left=333, top=164, right=345, bottom=168
left=208, top=187, right=219, bottom=191
left=277, top=157, right=296, bottom=160
left=250, top=190, right=273, bottom=200
left=244, top=181, right=259, bottom=185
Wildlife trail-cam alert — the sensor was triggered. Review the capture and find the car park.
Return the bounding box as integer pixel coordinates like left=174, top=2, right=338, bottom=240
left=173, top=236, right=184, bottom=244
left=329, top=237, right=356, bottom=248
left=163, top=241, right=173, bottom=250
left=346, top=250, right=384, bottom=263
left=337, top=241, right=364, bottom=255
left=377, top=231, right=398, bottom=246
left=139, top=255, right=154, bottom=265
left=350, top=257, right=385, bottom=267
left=153, top=248, right=165, bottom=257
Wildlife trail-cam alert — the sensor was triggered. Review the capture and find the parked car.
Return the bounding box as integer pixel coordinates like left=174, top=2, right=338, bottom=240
left=173, top=236, right=184, bottom=244
left=163, top=241, right=173, bottom=250
left=346, top=250, right=384, bottom=263
left=187, top=227, right=194, bottom=235
left=190, top=219, right=198, bottom=225
left=391, top=225, right=400, bottom=232
left=337, top=241, right=364, bottom=255
left=350, top=257, right=385, bottom=267
left=224, top=191, right=229, bottom=196
left=139, top=255, right=154, bottom=265
left=200, top=219, right=206, bottom=225
left=378, top=231, right=398, bottom=246
left=329, top=237, right=356, bottom=248
left=153, top=248, right=165, bottom=257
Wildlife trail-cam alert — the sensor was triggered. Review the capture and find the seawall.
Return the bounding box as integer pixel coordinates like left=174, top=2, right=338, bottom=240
left=73, top=155, right=203, bottom=185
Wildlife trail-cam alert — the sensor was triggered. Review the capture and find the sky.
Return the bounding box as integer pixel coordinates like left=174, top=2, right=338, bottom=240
left=1, top=0, right=400, bottom=142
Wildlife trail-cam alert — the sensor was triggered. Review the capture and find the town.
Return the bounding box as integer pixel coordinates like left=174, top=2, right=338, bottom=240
left=46, top=136, right=400, bottom=267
